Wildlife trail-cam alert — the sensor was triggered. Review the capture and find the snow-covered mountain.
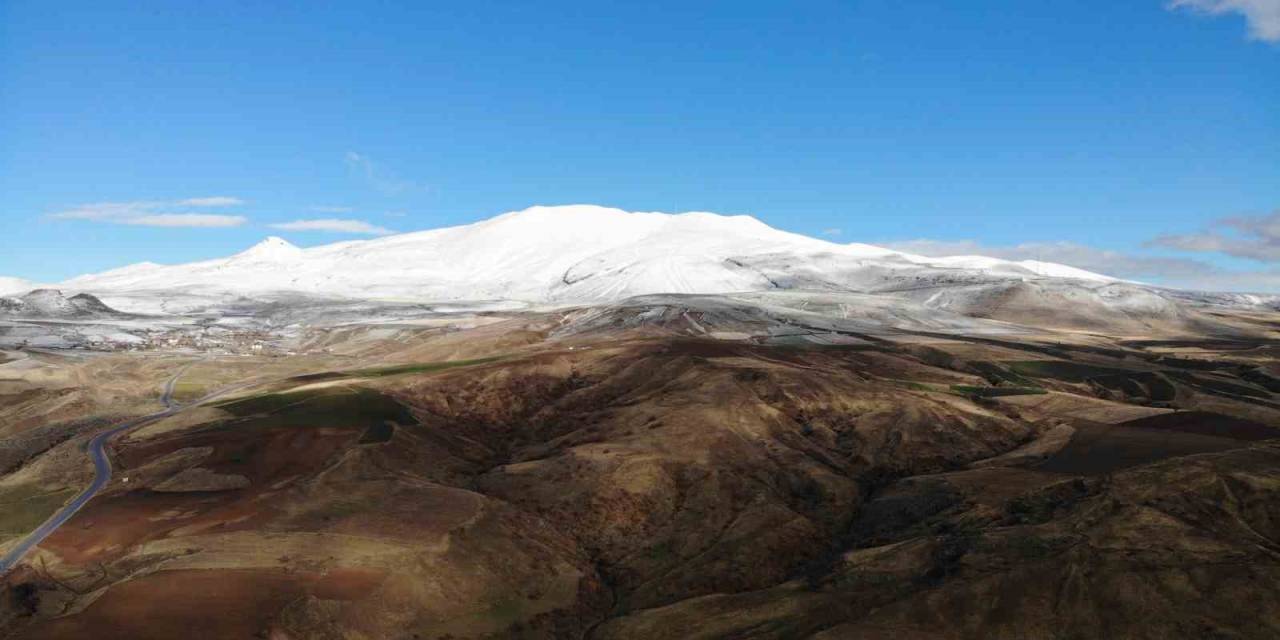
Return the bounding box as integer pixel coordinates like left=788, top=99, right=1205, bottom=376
left=62, top=205, right=1115, bottom=305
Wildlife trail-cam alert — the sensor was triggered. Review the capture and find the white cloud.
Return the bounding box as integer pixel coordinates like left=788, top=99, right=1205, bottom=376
left=344, top=151, right=419, bottom=195
left=1150, top=210, right=1280, bottom=261
left=124, top=214, right=246, bottom=227
left=177, top=196, right=244, bottom=207
left=1158, top=268, right=1280, bottom=291
left=50, top=199, right=248, bottom=228
left=269, top=218, right=395, bottom=235
left=880, top=234, right=1280, bottom=292
left=51, top=202, right=149, bottom=222
left=1167, top=0, right=1280, bottom=42
left=1172, top=267, right=1280, bottom=293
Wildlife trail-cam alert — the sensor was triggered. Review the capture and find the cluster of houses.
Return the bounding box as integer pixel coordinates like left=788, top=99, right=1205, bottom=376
left=81, top=327, right=286, bottom=355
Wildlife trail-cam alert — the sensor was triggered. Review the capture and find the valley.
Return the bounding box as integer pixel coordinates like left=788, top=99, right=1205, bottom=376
left=1, top=288, right=1279, bottom=639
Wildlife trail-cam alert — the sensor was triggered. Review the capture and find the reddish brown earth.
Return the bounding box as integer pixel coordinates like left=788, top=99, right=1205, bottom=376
left=3, top=317, right=1280, bottom=639
left=18, top=569, right=312, bottom=640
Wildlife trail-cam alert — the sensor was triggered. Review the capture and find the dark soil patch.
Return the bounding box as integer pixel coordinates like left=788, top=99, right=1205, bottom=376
left=1165, top=371, right=1272, bottom=400
left=1035, top=423, right=1244, bottom=475
left=1241, top=368, right=1280, bottom=393
left=1119, top=338, right=1268, bottom=350
left=1090, top=371, right=1177, bottom=402
left=1118, top=411, right=1279, bottom=442
left=213, top=386, right=415, bottom=428
left=18, top=569, right=309, bottom=640
left=358, top=421, right=396, bottom=444
left=1007, top=360, right=1130, bottom=383
left=846, top=478, right=963, bottom=547
left=1004, top=477, right=1098, bottom=525
left=285, top=371, right=349, bottom=383
left=8, top=582, right=39, bottom=617
left=950, top=385, right=1045, bottom=399
left=1151, top=356, right=1239, bottom=372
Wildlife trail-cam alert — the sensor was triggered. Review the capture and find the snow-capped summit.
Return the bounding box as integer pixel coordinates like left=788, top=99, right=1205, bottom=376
left=230, top=236, right=303, bottom=262
left=59, top=204, right=1116, bottom=304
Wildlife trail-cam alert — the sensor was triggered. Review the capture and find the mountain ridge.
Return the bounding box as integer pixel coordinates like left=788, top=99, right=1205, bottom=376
left=56, top=205, right=1117, bottom=303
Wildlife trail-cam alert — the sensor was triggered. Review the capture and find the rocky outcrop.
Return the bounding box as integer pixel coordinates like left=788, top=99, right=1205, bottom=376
left=0, top=289, right=123, bottom=318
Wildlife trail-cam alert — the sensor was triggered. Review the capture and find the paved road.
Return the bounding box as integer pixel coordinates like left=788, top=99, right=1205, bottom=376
left=0, top=359, right=205, bottom=576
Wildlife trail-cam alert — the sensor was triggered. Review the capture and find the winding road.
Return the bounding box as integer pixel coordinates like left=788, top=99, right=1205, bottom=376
left=0, top=358, right=208, bottom=576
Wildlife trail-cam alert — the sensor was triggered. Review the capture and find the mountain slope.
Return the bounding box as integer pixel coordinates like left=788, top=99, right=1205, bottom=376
left=0, top=289, right=123, bottom=318
left=63, top=205, right=1115, bottom=304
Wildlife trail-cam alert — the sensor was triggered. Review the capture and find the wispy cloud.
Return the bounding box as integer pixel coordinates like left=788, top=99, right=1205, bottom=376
left=124, top=214, right=247, bottom=227
left=50, top=199, right=248, bottom=228
left=1157, top=268, right=1280, bottom=292
left=881, top=238, right=1220, bottom=282
left=344, top=151, right=419, bottom=195
left=1149, top=210, right=1280, bottom=261
left=269, top=218, right=395, bottom=235
left=881, top=234, right=1280, bottom=292
left=821, top=228, right=843, bottom=237
left=177, top=196, right=244, bottom=207
left=1167, top=0, right=1280, bottom=42
left=310, top=205, right=355, bottom=213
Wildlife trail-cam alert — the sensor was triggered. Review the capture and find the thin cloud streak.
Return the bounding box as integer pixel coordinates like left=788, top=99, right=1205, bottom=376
left=269, top=218, right=395, bottom=235
left=1149, top=210, right=1280, bottom=262
left=177, top=196, right=244, bottom=207
left=49, top=199, right=249, bottom=228
left=876, top=238, right=1280, bottom=292
left=344, top=151, right=420, bottom=195
left=886, top=205, right=1280, bottom=292
left=125, top=214, right=246, bottom=227
left=881, top=239, right=1216, bottom=281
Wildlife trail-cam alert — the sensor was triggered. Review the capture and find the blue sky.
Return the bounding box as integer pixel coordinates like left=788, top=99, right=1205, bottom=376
left=2, top=1, right=1277, bottom=290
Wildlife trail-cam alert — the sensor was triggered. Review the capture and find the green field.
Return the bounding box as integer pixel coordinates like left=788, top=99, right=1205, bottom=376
left=950, top=385, right=1047, bottom=398
left=347, top=356, right=505, bottom=378
left=214, top=386, right=415, bottom=429
left=967, top=361, right=1038, bottom=386
left=0, top=484, right=74, bottom=537
left=170, top=380, right=207, bottom=403
left=286, top=356, right=505, bottom=384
